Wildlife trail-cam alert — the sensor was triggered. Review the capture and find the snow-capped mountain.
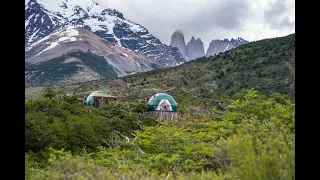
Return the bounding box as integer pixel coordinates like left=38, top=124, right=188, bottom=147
left=25, top=27, right=155, bottom=73
left=25, top=27, right=157, bottom=86
left=25, top=0, right=185, bottom=67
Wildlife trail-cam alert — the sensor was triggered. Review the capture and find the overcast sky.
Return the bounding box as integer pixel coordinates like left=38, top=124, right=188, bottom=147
left=97, top=0, right=295, bottom=50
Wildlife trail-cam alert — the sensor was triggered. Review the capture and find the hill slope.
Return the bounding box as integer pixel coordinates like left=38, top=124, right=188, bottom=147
left=25, top=27, right=158, bottom=87
left=26, top=33, right=295, bottom=100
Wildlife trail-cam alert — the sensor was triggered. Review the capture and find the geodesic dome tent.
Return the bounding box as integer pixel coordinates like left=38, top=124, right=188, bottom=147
left=86, top=90, right=108, bottom=106
left=66, top=93, right=73, bottom=97
left=147, top=93, right=177, bottom=112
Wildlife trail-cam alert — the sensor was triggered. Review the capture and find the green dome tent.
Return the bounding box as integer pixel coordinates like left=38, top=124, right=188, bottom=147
left=86, top=90, right=108, bottom=106
left=66, top=93, right=73, bottom=97
left=147, top=93, right=177, bottom=112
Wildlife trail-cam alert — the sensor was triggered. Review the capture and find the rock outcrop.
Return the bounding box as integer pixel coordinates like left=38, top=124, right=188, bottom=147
left=206, top=38, right=249, bottom=56
left=170, top=30, right=187, bottom=60
left=186, top=37, right=205, bottom=61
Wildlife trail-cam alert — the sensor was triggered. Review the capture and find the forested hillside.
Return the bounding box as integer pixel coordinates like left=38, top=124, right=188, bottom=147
left=25, top=52, right=118, bottom=87
left=26, top=88, right=294, bottom=179
left=25, top=34, right=295, bottom=179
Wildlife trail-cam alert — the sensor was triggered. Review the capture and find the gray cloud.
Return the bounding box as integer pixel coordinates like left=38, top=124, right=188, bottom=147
left=180, top=0, right=251, bottom=30
left=102, top=0, right=295, bottom=50
left=264, top=0, right=295, bottom=29
left=176, top=0, right=252, bottom=47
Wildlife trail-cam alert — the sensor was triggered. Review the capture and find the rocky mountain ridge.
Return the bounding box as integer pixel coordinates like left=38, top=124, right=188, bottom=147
left=170, top=30, right=249, bottom=61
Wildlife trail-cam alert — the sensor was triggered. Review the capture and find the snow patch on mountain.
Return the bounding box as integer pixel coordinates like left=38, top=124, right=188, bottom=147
left=36, top=0, right=105, bottom=17
left=34, top=27, right=80, bottom=56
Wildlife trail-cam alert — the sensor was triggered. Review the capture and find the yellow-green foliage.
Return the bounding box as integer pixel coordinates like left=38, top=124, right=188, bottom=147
left=26, top=89, right=294, bottom=179
left=26, top=148, right=224, bottom=180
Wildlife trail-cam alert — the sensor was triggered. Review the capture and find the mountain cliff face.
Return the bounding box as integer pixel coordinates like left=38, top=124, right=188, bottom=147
left=25, top=0, right=185, bottom=68
left=186, top=37, right=205, bottom=61
left=26, top=27, right=155, bottom=72
left=25, top=27, right=157, bottom=86
left=206, top=40, right=233, bottom=57
left=206, top=37, right=249, bottom=56
left=169, top=30, right=248, bottom=61
left=170, top=30, right=187, bottom=60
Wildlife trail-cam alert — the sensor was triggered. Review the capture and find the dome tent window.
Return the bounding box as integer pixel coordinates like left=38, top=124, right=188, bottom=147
left=157, top=100, right=172, bottom=111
